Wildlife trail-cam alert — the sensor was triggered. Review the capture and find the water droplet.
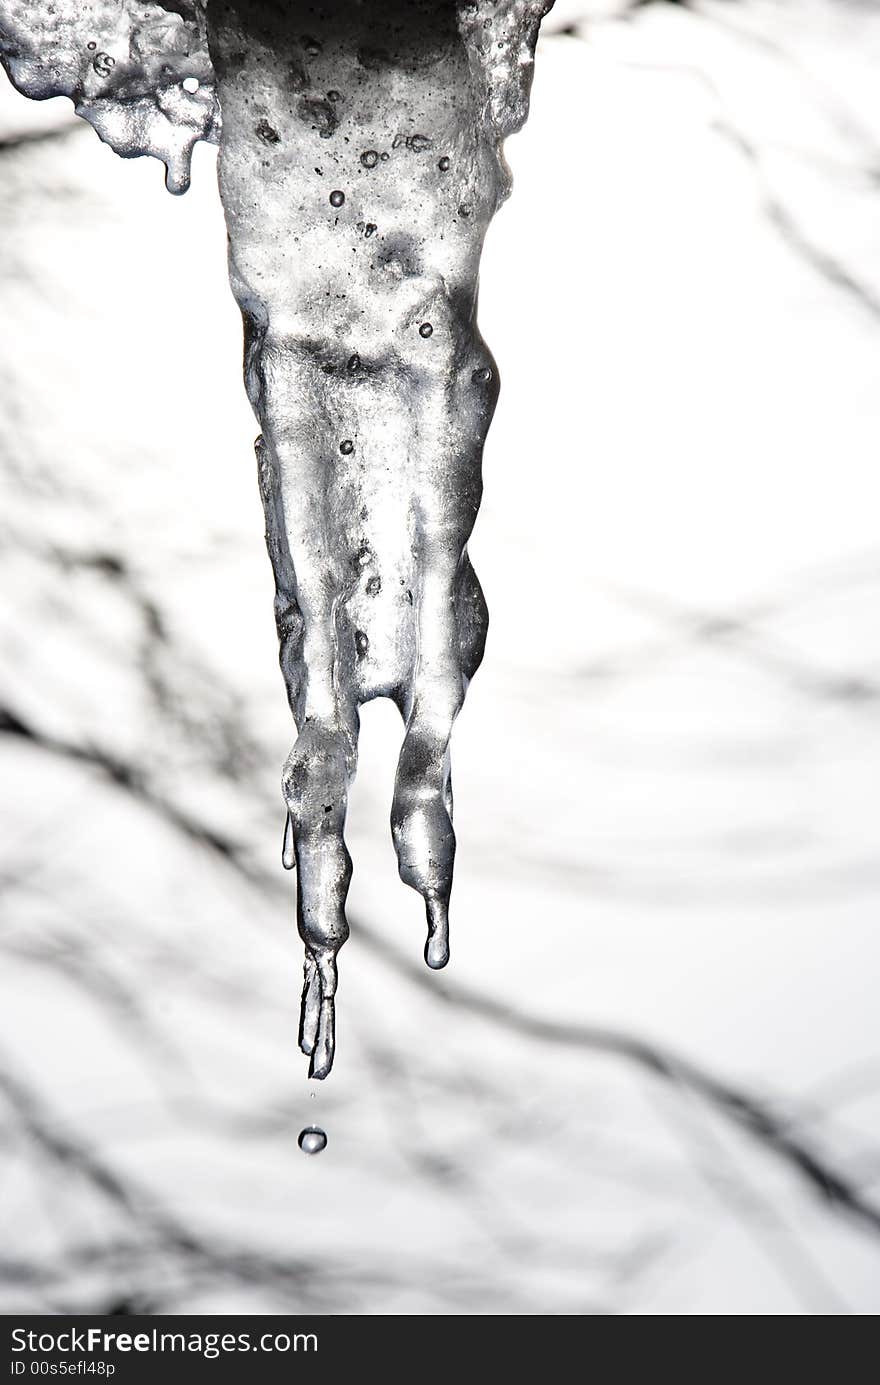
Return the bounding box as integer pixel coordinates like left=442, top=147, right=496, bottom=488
left=93, top=52, right=115, bottom=78
left=339, top=439, right=354, bottom=455
left=298, top=1126, right=327, bottom=1155
left=282, top=812, right=295, bottom=870
left=419, top=322, right=433, bottom=338
left=360, top=150, right=379, bottom=169
left=438, top=156, right=451, bottom=172
left=182, top=77, right=200, bottom=95
left=472, top=366, right=492, bottom=384
left=329, top=189, right=345, bottom=208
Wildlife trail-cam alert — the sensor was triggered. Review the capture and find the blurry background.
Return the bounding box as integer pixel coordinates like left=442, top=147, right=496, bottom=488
left=2, top=0, right=880, bottom=1315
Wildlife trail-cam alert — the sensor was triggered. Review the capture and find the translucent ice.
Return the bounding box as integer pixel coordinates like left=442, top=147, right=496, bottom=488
left=0, top=2, right=218, bottom=193
left=0, top=0, right=554, bottom=1078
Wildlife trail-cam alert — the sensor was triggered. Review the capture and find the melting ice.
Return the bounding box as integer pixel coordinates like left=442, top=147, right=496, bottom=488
left=0, top=0, right=554, bottom=1078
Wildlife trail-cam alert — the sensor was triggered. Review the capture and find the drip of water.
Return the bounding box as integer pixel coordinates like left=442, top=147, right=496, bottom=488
left=0, top=0, right=554, bottom=1080
left=297, top=1126, right=328, bottom=1155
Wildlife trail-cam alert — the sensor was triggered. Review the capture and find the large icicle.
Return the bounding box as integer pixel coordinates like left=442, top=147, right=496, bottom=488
left=0, top=2, right=218, bottom=193
left=208, top=0, right=551, bottom=1078
left=0, top=0, right=553, bottom=1079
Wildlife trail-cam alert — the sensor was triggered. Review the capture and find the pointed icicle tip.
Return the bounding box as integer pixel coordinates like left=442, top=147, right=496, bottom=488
left=282, top=811, right=296, bottom=870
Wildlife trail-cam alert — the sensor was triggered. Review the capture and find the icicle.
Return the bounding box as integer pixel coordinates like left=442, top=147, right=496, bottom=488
left=0, top=0, right=555, bottom=1081
left=208, top=0, right=552, bottom=1079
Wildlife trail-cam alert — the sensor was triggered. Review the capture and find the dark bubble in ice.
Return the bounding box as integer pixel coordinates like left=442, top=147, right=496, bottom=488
left=256, top=119, right=280, bottom=145
left=409, top=134, right=432, bottom=152
left=93, top=52, right=115, bottom=77
left=360, top=149, right=379, bottom=169
left=458, top=203, right=471, bottom=217
left=366, top=575, right=382, bottom=596
left=299, top=98, right=338, bottom=138
left=298, top=1126, right=327, bottom=1155
left=355, top=630, right=369, bottom=657
left=302, top=36, right=322, bottom=57
left=347, top=354, right=361, bottom=372
left=419, top=322, right=433, bottom=338
left=87, top=42, right=97, bottom=51
left=438, top=156, right=451, bottom=172
left=339, top=439, right=354, bottom=455
left=364, top=222, right=377, bottom=238
left=380, top=151, right=389, bottom=161
left=329, top=189, right=345, bottom=208
left=327, top=90, right=342, bottom=103
left=472, top=366, right=492, bottom=384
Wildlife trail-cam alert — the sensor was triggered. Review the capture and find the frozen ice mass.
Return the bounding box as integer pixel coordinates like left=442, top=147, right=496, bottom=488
left=0, top=0, right=553, bottom=1078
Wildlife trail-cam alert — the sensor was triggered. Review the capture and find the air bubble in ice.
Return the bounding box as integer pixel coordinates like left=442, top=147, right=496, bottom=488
left=438, top=156, right=451, bottom=172
left=472, top=366, right=492, bottom=384
left=298, top=1126, right=327, bottom=1155
left=93, top=52, right=115, bottom=77
left=339, top=439, right=354, bottom=455
left=360, top=150, right=379, bottom=169
left=419, top=322, right=433, bottom=338
left=329, top=189, right=345, bottom=208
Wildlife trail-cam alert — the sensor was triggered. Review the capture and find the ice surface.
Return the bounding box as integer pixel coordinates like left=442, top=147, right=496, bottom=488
left=0, top=0, right=554, bottom=1077
left=0, top=2, right=218, bottom=192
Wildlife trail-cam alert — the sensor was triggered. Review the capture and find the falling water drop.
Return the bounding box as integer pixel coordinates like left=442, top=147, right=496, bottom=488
left=298, top=1126, right=327, bottom=1155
